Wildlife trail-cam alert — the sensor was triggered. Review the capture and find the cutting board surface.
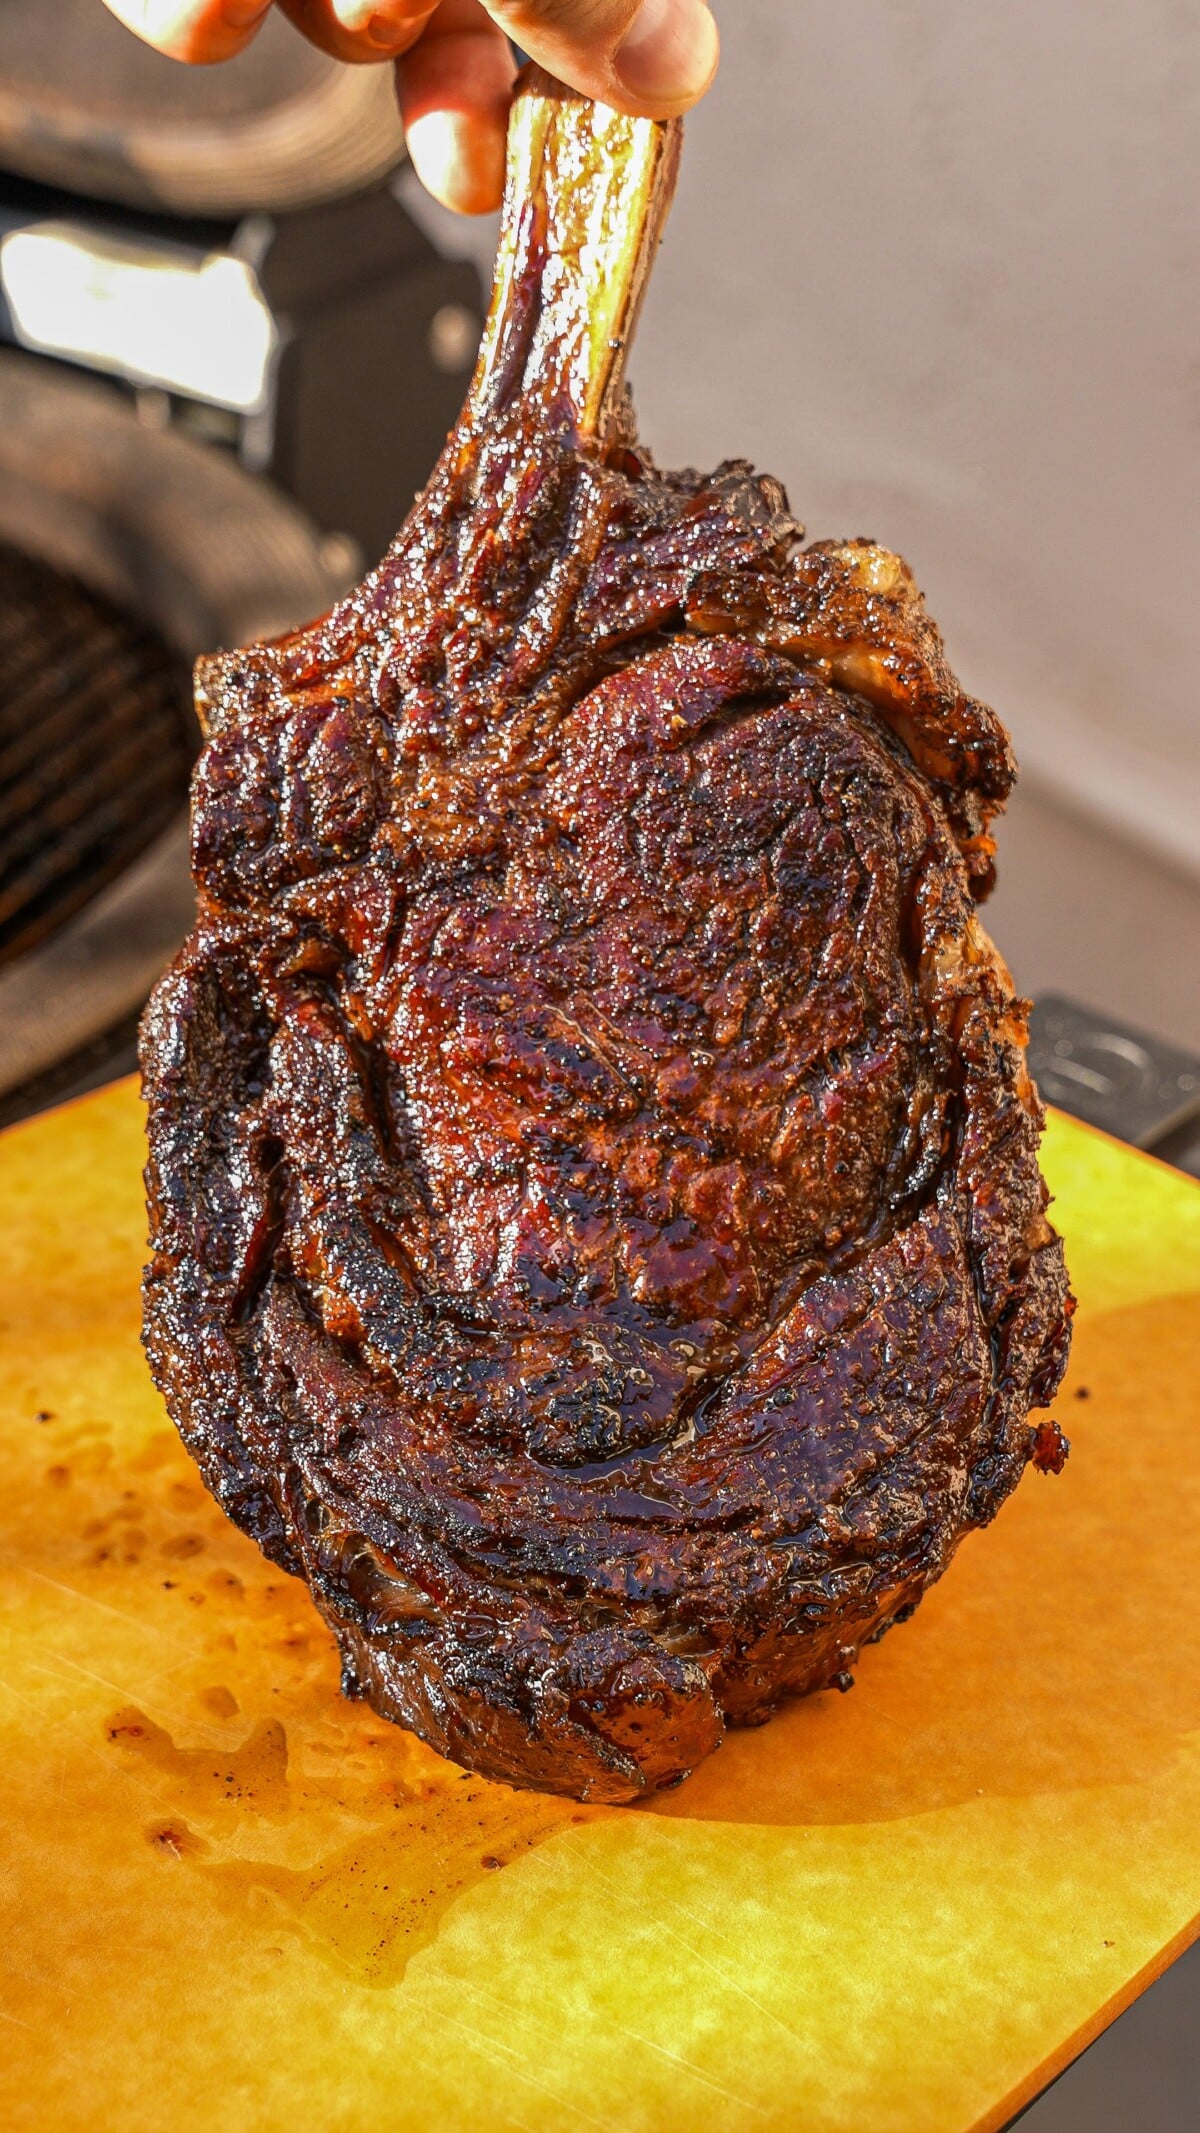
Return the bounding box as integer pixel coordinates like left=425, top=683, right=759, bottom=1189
left=1, top=1082, right=1197, bottom=2132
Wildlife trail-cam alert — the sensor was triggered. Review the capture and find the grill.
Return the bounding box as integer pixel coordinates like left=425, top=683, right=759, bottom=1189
left=0, top=3, right=485, bottom=1127
left=0, top=539, right=195, bottom=968
left=0, top=351, right=353, bottom=1120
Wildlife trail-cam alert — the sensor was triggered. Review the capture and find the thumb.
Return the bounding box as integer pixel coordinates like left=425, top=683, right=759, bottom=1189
left=486, top=0, right=719, bottom=119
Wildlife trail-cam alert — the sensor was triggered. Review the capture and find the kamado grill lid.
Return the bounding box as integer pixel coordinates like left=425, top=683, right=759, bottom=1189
left=0, top=1, right=407, bottom=215
left=0, top=350, right=355, bottom=1110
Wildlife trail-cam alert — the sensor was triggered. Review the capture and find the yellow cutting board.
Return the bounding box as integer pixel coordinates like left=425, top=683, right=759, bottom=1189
left=1, top=1082, right=1197, bottom=2133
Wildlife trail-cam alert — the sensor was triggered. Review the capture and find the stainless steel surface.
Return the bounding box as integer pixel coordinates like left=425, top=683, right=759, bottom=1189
left=1027, top=995, right=1200, bottom=1150
left=1015, top=1939, right=1200, bottom=2132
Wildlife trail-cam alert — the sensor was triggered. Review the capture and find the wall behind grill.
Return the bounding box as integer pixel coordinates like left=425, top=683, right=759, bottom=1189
left=636, top=0, right=1199, bottom=886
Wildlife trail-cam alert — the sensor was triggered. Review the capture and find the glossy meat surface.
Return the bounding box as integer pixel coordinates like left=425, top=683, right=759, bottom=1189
left=141, top=75, right=1071, bottom=1801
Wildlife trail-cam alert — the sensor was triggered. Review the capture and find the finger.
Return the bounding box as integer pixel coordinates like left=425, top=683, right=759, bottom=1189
left=100, top=1, right=274, bottom=64
left=396, top=0, right=516, bottom=214
left=277, top=0, right=435, bottom=61
left=486, top=0, right=719, bottom=119
left=327, top=0, right=438, bottom=50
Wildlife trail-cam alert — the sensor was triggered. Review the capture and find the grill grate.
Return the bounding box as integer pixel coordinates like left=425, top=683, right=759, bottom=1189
left=0, top=540, right=196, bottom=968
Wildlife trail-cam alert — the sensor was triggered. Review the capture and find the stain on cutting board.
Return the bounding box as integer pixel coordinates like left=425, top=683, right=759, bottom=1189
left=15, top=1395, right=590, bottom=1993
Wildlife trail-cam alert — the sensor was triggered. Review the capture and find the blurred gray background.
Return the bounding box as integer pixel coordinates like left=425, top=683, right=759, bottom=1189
left=637, top=0, right=1200, bottom=1049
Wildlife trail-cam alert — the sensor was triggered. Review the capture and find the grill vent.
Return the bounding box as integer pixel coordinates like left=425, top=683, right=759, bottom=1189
left=0, top=540, right=195, bottom=967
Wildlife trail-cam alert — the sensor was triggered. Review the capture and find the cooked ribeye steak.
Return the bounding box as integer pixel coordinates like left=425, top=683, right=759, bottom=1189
left=141, top=70, right=1072, bottom=1803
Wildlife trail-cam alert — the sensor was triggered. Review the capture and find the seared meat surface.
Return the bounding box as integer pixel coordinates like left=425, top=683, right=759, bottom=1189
left=141, top=72, right=1071, bottom=1802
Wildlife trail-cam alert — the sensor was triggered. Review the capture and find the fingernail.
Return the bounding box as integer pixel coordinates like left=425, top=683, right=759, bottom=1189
left=615, top=0, right=719, bottom=108
left=365, top=13, right=409, bottom=50
left=329, top=2, right=410, bottom=46
left=223, top=1, right=272, bottom=27
left=405, top=109, right=506, bottom=217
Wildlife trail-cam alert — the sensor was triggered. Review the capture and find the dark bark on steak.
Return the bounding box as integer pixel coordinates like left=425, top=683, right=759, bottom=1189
left=141, top=70, right=1071, bottom=1802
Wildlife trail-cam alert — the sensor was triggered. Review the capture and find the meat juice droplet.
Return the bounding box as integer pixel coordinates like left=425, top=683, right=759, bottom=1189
left=1029, top=1419, right=1070, bottom=1475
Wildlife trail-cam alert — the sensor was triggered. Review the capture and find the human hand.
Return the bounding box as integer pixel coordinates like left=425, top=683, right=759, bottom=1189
left=100, top=2, right=719, bottom=213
